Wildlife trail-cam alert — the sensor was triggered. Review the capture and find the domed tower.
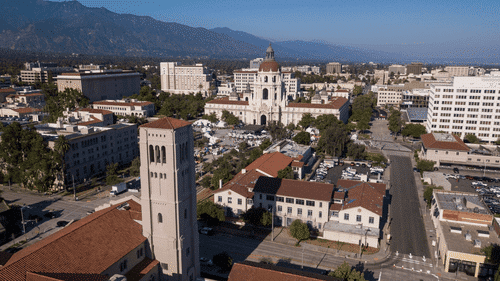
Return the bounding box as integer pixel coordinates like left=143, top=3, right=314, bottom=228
left=253, top=43, right=285, bottom=125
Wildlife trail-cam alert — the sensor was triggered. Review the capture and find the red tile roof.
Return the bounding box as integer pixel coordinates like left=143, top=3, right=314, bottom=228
left=140, top=117, right=191, bottom=130
left=336, top=180, right=386, bottom=216
left=11, top=108, right=41, bottom=114
left=287, top=97, right=348, bottom=109
left=0, top=89, right=16, bottom=93
left=336, top=89, right=349, bottom=92
left=26, top=272, right=109, bottom=281
left=77, top=108, right=113, bottom=115
left=93, top=101, right=154, bottom=107
left=329, top=204, right=343, bottom=211
left=234, top=70, right=257, bottom=74
left=291, top=161, right=304, bottom=167
left=124, top=257, right=160, bottom=281
left=206, top=96, right=249, bottom=106
left=333, top=192, right=345, bottom=199
left=0, top=200, right=146, bottom=281
left=421, top=133, right=469, bottom=151
left=215, top=169, right=261, bottom=199
left=77, top=116, right=102, bottom=126
left=259, top=61, right=280, bottom=72
left=245, top=152, right=293, bottom=178
left=229, top=261, right=337, bottom=281
left=254, top=177, right=335, bottom=201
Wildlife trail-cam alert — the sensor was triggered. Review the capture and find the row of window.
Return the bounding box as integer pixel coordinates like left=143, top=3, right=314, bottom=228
left=263, top=194, right=320, bottom=207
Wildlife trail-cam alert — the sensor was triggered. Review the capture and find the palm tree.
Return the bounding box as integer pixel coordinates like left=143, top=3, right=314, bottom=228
left=54, top=135, right=70, bottom=190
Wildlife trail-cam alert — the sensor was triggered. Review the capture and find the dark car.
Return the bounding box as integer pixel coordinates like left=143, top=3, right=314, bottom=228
left=453, top=168, right=459, bottom=174
left=56, top=220, right=69, bottom=227
left=413, top=168, right=420, bottom=173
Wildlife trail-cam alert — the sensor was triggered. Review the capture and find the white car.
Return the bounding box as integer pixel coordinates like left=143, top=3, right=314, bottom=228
left=472, top=181, right=487, bottom=187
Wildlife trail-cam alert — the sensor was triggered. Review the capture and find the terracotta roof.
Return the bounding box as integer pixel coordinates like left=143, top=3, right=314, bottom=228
left=0, top=199, right=146, bottom=281
left=206, top=96, right=249, bottom=106
left=336, top=180, right=386, bottom=195
left=93, top=101, right=154, bottom=107
left=11, top=108, right=41, bottom=114
left=336, top=89, right=349, bottom=92
left=77, top=116, right=102, bottom=126
left=254, top=177, right=335, bottom=201
left=259, top=61, right=280, bottom=72
left=140, top=117, right=191, bottom=130
left=0, top=89, right=16, bottom=93
left=421, top=133, right=470, bottom=151
left=17, top=93, right=43, bottom=97
left=215, top=169, right=260, bottom=199
left=291, top=161, right=304, bottom=167
left=336, top=180, right=386, bottom=216
left=124, top=257, right=159, bottom=281
left=287, top=97, right=348, bottom=110
left=25, top=272, right=108, bottom=281
left=229, top=260, right=338, bottom=281
left=329, top=204, right=343, bottom=211
left=77, top=108, right=113, bottom=115
left=333, top=192, right=345, bottom=199
left=234, top=70, right=257, bottom=74
left=245, top=152, right=293, bottom=177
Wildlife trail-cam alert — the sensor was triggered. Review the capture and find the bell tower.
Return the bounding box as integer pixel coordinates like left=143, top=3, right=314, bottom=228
left=140, top=117, right=200, bottom=281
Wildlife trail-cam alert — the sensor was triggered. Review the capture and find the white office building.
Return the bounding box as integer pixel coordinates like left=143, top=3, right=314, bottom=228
left=425, top=75, right=500, bottom=143
left=160, top=62, right=213, bottom=96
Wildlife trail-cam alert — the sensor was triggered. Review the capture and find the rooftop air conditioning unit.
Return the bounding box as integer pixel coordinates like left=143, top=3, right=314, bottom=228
left=474, top=239, right=482, bottom=248
left=464, top=232, right=472, bottom=241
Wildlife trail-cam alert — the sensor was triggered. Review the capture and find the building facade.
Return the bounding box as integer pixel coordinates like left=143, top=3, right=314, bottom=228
left=56, top=71, right=141, bottom=102
left=205, top=45, right=349, bottom=126
left=407, top=62, right=423, bottom=75
left=160, top=62, right=213, bottom=96
left=92, top=99, right=155, bottom=117
left=425, top=75, right=500, bottom=143
left=326, top=62, right=342, bottom=74
left=139, top=118, right=200, bottom=280
left=250, top=58, right=264, bottom=69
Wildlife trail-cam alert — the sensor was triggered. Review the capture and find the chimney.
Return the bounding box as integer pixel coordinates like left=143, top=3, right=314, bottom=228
left=219, top=179, right=223, bottom=189
left=242, top=169, right=246, bottom=174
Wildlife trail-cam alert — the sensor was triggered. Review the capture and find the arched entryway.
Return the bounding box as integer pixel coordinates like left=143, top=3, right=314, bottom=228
left=260, top=115, right=267, bottom=125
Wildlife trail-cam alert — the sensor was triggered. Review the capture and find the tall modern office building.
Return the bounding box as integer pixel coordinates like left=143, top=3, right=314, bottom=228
left=425, top=75, right=500, bottom=143
left=160, top=62, right=213, bottom=96
left=140, top=117, right=200, bottom=280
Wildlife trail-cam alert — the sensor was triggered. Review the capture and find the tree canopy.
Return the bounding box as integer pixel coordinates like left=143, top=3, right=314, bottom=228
left=277, top=166, right=294, bottom=179
left=293, top=131, right=310, bottom=145
left=465, top=133, right=480, bottom=144
left=317, top=124, right=349, bottom=157
left=197, top=200, right=225, bottom=226
left=329, top=261, right=366, bottom=281
left=221, top=110, right=240, bottom=125
left=401, top=124, right=427, bottom=138
left=290, top=219, right=310, bottom=242
left=388, top=108, right=403, bottom=134
left=241, top=207, right=272, bottom=226
left=43, top=85, right=90, bottom=123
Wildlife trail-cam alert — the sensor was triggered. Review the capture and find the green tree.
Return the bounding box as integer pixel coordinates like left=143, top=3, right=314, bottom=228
left=417, top=160, right=435, bottom=173
left=211, top=159, right=234, bottom=188
left=277, top=166, right=294, bottom=179
left=346, top=142, right=366, bottom=160
left=213, top=251, right=233, bottom=272
left=293, top=131, right=311, bottom=145
left=105, top=163, right=121, bottom=186
left=356, top=119, right=370, bottom=134
left=481, top=244, right=500, bottom=264
left=298, top=113, right=315, bottom=129
left=388, top=109, right=403, bottom=134
left=329, top=261, right=366, bottom=281
left=238, top=141, right=249, bottom=152
left=494, top=264, right=500, bottom=281
left=423, top=185, right=443, bottom=208
left=221, top=110, right=240, bottom=125
left=202, top=113, right=218, bottom=123
left=317, top=124, right=349, bottom=157
left=53, top=135, right=70, bottom=188
left=401, top=124, right=427, bottom=138
left=200, top=175, right=212, bottom=189
left=353, top=85, right=363, bottom=96
left=197, top=200, right=225, bottom=225
left=465, top=133, right=480, bottom=144
left=267, top=121, right=288, bottom=140
left=314, top=114, right=342, bottom=133
left=129, top=156, right=141, bottom=177
left=290, top=219, right=310, bottom=243
left=242, top=207, right=272, bottom=226
left=259, top=138, right=272, bottom=151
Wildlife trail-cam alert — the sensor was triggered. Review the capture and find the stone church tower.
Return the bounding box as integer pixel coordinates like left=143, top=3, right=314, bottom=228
left=139, top=117, right=200, bottom=281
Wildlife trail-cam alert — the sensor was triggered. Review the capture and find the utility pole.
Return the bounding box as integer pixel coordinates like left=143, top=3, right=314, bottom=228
left=73, top=175, right=76, bottom=201
left=21, top=205, right=26, bottom=236
left=271, top=206, right=274, bottom=242
left=301, top=246, right=304, bottom=269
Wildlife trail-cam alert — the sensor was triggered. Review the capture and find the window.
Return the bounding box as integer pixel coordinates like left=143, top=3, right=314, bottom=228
left=307, top=210, right=313, bottom=217
left=356, top=215, right=362, bottom=222
left=286, top=198, right=294, bottom=204
left=296, top=199, right=304, bottom=205
left=278, top=205, right=282, bottom=212
left=186, top=247, right=190, bottom=257
left=276, top=196, right=284, bottom=202
left=319, top=202, right=322, bottom=208
left=297, top=208, right=302, bottom=216
left=344, top=213, right=349, bottom=221
left=287, top=207, right=292, bottom=214
left=218, top=196, right=222, bottom=202
left=228, top=197, right=232, bottom=204
left=238, top=198, right=242, bottom=205
left=319, top=211, right=322, bottom=218
left=266, top=195, right=275, bottom=201
left=263, top=88, right=269, bottom=100
left=120, top=259, right=128, bottom=272
left=306, top=200, right=315, bottom=206
left=259, top=194, right=262, bottom=199
left=161, top=146, right=166, bottom=163
left=158, top=213, right=163, bottom=223
left=149, top=145, right=154, bottom=162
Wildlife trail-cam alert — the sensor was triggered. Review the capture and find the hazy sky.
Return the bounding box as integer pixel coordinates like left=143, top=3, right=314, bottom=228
left=54, top=0, right=500, bottom=55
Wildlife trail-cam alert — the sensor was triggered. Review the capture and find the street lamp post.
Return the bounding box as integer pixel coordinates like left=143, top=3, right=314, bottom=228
left=20, top=205, right=26, bottom=235
left=73, top=175, right=76, bottom=201
left=271, top=206, right=274, bottom=242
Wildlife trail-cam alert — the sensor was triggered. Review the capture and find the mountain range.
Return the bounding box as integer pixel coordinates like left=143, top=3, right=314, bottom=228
left=0, top=0, right=495, bottom=64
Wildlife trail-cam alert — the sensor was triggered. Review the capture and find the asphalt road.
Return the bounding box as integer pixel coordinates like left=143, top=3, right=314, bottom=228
left=389, top=156, right=430, bottom=258
left=199, top=229, right=444, bottom=281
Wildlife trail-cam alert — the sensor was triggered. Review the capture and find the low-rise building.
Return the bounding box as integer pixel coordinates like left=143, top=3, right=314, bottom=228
left=5, top=93, right=44, bottom=107
left=92, top=99, right=155, bottom=117
left=0, top=107, right=41, bottom=118
left=65, top=108, right=114, bottom=127
left=430, top=190, right=499, bottom=277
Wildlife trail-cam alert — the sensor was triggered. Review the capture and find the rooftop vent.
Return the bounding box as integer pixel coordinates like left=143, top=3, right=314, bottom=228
left=450, top=226, right=462, bottom=234
left=474, top=239, right=482, bottom=248
left=117, top=202, right=130, bottom=211
left=464, top=231, right=472, bottom=241
left=477, top=230, right=490, bottom=238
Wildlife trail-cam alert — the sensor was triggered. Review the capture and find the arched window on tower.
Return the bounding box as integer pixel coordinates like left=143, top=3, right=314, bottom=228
left=264, top=76, right=268, bottom=82
left=161, top=146, right=166, bottom=163
left=245, top=97, right=248, bottom=101
left=158, top=213, right=163, bottom=223
left=263, top=88, right=268, bottom=100
left=149, top=145, right=154, bottom=163
left=155, top=146, right=160, bottom=163
left=272, top=76, right=276, bottom=82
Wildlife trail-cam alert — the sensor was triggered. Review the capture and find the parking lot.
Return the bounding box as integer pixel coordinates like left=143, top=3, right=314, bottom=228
left=321, top=162, right=382, bottom=185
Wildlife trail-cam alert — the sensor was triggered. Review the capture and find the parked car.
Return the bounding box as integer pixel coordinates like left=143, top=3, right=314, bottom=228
left=200, top=257, right=213, bottom=265
left=453, top=168, right=459, bottom=174
left=199, top=227, right=214, bottom=235
left=56, top=220, right=69, bottom=227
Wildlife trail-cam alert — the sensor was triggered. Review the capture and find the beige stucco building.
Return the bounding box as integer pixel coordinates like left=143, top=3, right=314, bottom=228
left=56, top=70, right=141, bottom=102
left=92, top=99, right=155, bottom=117
left=205, top=45, right=349, bottom=126
left=160, top=62, right=213, bottom=96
